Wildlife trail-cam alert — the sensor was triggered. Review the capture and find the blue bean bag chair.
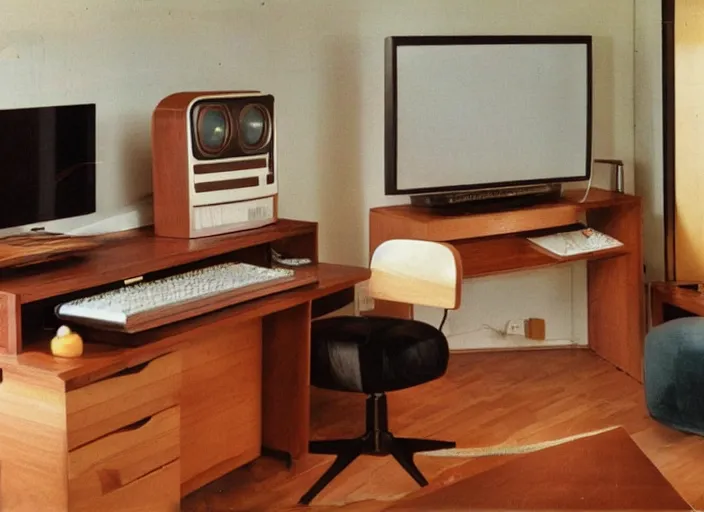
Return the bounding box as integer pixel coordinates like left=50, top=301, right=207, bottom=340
left=644, top=317, right=704, bottom=436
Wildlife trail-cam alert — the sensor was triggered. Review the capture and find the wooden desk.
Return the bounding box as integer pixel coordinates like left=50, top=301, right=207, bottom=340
left=369, top=188, right=644, bottom=381
left=0, top=221, right=370, bottom=511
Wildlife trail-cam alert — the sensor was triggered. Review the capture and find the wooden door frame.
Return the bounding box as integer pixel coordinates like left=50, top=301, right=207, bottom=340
left=663, top=0, right=676, bottom=280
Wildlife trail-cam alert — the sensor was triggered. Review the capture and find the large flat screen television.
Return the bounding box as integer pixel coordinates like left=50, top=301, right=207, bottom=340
left=0, top=103, right=96, bottom=231
left=385, top=35, right=592, bottom=202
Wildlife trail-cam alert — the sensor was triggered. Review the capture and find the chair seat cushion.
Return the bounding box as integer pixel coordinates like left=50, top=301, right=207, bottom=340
left=310, top=316, right=449, bottom=394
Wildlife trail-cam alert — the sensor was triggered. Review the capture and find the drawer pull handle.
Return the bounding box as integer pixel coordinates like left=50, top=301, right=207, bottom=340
left=114, top=360, right=151, bottom=378
left=98, top=468, right=123, bottom=494
left=94, top=352, right=174, bottom=385
left=118, top=416, right=153, bottom=433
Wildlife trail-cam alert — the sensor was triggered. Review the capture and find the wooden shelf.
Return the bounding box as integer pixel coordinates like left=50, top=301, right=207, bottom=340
left=0, top=218, right=319, bottom=355
left=0, top=219, right=316, bottom=304
left=370, top=188, right=641, bottom=242
left=2, top=263, right=369, bottom=390
left=56, top=269, right=319, bottom=334
left=456, top=235, right=629, bottom=279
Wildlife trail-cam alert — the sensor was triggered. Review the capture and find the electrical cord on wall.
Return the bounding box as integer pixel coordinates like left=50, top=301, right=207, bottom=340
left=437, top=310, right=579, bottom=344
left=438, top=309, right=510, bottom=337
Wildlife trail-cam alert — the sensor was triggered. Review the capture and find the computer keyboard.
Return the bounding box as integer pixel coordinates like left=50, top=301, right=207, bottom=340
left=55, top=262, right=314, bottom=333
left=527, top=227, right=623, bottom=257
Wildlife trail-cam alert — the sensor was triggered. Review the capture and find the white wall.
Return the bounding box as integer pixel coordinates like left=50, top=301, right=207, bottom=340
left=0, top=0, right=643, bottom=348
left=635, top=0, right=665, bottom=282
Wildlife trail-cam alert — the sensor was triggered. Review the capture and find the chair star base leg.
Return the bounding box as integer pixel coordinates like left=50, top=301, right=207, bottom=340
left=298, top=393, right=455, bottom=505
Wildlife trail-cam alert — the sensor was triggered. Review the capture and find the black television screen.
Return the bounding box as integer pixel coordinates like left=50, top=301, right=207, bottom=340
left=0, top=103, right=96, bottom=230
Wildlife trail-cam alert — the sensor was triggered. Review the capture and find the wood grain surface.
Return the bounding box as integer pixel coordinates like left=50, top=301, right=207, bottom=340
left=0, top=219, right=316, bottom=304
left=56, top=269, right=318, bottom=334
left=0, top=263, right=369, bottom=390
left=0, top=233, right=100, bottom=270
left=181, top=350, right=704, bottom=511
left=386, top=427, right=691, bottom=510
left=368, top=187, right=645, bottom=381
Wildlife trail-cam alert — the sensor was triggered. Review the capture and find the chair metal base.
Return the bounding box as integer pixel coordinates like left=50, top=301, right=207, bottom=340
left=298, top=392, right=455, bottom=505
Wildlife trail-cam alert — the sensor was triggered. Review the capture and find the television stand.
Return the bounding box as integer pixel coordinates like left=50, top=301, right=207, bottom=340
left=370, top=187, right=644, bottom=381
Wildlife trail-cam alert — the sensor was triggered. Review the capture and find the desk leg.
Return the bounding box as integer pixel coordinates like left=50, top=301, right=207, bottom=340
left=587, top=202, right=644, bottom=381
left=262, top=302, right=312, bottom=461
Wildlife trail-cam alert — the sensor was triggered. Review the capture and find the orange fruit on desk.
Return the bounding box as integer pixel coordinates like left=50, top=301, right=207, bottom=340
left=51, top=325, right=84, bottom=358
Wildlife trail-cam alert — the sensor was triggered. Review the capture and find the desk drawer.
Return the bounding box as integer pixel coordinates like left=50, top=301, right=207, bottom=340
left=71, top=459, right=181, bottom=512
left=69, top=406, right=180, bottom=505
left=66, top=351, right=181, bottom=450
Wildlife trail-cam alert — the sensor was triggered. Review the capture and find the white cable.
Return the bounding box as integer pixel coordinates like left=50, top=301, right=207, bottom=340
left=577, top=136, right=596, bottom=203
left=577, top=105, right=596, bottom=204
left=577, top=165, right=594, bottom=204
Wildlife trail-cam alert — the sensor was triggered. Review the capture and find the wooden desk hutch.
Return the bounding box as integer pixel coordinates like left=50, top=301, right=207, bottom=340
left=0, top=219, right=369, bottom=511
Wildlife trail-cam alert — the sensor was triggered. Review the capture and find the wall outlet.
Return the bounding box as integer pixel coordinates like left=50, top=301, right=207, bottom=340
left=505, top=320, right=525, bottom=336
left=355, top=281, right=375, bottom=314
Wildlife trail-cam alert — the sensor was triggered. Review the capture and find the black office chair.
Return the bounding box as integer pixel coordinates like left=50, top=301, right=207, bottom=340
left=299, top=239, right=462, bottom=505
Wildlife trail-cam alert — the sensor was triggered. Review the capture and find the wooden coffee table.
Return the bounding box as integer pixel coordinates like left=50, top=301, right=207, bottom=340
left=384, top=427, right=692, bottom=510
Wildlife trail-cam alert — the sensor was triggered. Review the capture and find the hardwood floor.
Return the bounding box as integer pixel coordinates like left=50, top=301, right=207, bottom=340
left=182, top=349, right=704, bottom=511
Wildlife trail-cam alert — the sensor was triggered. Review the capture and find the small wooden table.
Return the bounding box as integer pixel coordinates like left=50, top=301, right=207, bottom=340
left=650, top=282, right=704, bottom=327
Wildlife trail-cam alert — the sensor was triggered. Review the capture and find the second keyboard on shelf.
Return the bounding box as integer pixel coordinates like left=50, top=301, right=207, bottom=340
left=55, top=262, right=318, bottom=333
left=527, top=226, right=623, bottom=258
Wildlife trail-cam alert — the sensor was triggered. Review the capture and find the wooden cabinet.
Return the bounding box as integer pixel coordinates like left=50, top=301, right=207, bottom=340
left=0, top=351, right=182, bottom=512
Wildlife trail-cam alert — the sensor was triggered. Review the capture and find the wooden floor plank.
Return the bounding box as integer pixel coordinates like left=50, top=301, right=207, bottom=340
left=182, top=349, right=704, bottom=511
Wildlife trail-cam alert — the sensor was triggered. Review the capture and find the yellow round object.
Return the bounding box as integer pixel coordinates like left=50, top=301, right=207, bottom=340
left=50, top=326, right=84, bottom=358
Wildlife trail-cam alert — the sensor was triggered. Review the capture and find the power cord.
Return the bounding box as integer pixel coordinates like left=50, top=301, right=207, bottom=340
left=438, top=312, right=577, bottom=343
left=438, top=309, right=448, bottom=331
left=577, top=129, right=597, bottom=203
left=577, top=168, right=594, bottom=203
left=438, top=311, right=510, bottom=337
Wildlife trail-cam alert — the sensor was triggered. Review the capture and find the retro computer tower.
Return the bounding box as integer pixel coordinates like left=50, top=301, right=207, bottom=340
left=151, top=91, right=277, bottom=238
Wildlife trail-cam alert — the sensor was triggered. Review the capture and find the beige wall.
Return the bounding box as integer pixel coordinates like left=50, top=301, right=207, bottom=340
left=0, top=0, right=649, bottom=344
left=673, top=0, right=704, bottom=280
left=635, top=0, right=665, bottom=281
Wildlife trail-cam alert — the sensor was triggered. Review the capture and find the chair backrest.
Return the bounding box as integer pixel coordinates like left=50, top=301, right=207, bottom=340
left=368, top=239, right=462, bottom=310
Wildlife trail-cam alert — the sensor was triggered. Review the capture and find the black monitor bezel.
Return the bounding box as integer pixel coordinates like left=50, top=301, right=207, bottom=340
left=384, top=34, right=593, bottom=196
left=0, top=103, right=97, bottom=230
